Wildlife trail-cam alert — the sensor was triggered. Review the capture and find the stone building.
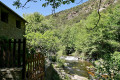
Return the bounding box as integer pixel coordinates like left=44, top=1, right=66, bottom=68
left=0, top=1, right=26, bottom=39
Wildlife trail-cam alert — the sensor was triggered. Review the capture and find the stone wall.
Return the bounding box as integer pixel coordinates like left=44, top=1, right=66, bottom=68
left=0, top=68, right=22, bottom=80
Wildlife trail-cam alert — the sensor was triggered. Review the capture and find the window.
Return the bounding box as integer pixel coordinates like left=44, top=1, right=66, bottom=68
left=1, top=11, right=8, bottom=23
left=16, top=20, right=21, bottom=29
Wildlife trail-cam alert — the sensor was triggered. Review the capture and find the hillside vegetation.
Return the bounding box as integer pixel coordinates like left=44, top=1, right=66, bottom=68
left=24, top=0, right=120, bottom=79
left=46, top=0, right=119, bottom=27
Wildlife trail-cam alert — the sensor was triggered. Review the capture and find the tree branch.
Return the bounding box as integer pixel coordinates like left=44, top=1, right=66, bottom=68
left=76, top=0, right=83, bottom=4
left=92, top=0, right=102, bottom=30
left=21, top=0, right=37, bottom=8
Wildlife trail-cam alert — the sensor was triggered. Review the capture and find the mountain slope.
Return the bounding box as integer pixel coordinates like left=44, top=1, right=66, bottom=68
left=45, top=0, right=119, bottom=27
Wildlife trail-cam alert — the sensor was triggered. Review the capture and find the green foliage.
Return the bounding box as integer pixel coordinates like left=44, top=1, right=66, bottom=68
left=49, top=55, right=57, bottom=62
left=24, top=1, right=120, bottom=58
left=82, top=4, right=120, bottom=79
left=61, top=26, right=76, bottom=48
left=4, top=0, right=120, bottom=79
left=24, top=12, right=50, bottom=34
left=57, top=59, right=65, bottom=68
left=13, top=0, right=76, bottom=9
left=93, top=52, right=120, bottom=79
left=24, top=12, right=60, bottom=55
left=22, top=2, right=120, bottom=79
left=64, top=75, right=70, bottom=80
left=72, top=4, right=120, bottom=59
left=13, top=0, right=22, bottom=8
left=56, top=52, right=65, bottom=68
left=0, top=36, right=9, bottom=41
left=42, top=0, right=61, bottom=9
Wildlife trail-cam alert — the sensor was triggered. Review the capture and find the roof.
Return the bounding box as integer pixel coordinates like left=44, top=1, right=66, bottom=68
left=0, top=1, right=26, bottom=22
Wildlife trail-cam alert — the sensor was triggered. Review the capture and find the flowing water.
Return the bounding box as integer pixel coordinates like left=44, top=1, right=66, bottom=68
left=62, top=56, right=92, bottom=79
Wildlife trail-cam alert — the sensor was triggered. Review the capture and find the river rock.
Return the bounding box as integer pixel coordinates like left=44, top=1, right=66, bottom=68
left=72, top=75, right=88, bottom=80
left=5, top=74, right=13, bottom=79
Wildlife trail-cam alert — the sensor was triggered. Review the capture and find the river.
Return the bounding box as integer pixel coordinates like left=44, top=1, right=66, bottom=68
left=61, top=56, right=92, bottom=79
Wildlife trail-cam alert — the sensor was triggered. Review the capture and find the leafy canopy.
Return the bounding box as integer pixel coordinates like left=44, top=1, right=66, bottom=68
left=24, top=12, right=60, bottom=55
left=13, top=0, right=77, bottom=8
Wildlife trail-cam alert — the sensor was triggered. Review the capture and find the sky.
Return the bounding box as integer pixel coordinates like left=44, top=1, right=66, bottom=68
left=0, top=0, right=88, bottom=17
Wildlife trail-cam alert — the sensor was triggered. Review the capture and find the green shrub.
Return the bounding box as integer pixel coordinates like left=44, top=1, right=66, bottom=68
left=93, top=51, right=120, bottom=79
left=57, top=59, right=65, bottom=68
left=49, top=55, right=57, bottom=62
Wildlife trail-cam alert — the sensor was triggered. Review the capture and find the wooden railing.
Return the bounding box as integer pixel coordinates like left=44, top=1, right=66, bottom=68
left=0, top=39, right=45, bottom=80
left=0, top=38, right=26, bottom=79
left=26, top=53, right=45, bottom=80
left=0, top=39, right=26, bottom=68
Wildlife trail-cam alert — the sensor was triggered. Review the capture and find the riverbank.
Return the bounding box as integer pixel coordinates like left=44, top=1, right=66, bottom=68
left=45, top=56, right=94, bottom=80
left=53, top=63, right=89, bottom=80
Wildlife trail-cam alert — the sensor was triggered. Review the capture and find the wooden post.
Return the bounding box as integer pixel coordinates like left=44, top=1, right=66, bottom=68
left=6, top=40, right=10, bottom=67
left=4, top=39, right=7, bottom=67
left=0, top=41, right=3, bottom=67
left=18, top=39, right=21, bottom=67
left=13, top=39, right=16, bottom=67
left=8, top=39, right=11, bottom=67
left=22, top=38, right=26, bottom=80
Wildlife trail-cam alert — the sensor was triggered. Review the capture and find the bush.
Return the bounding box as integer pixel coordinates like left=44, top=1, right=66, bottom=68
left=93, top=51, right=120, bottom=79
left=57, top=59, right=65, bottom=68
left=49, top=55, right=57, bottom=62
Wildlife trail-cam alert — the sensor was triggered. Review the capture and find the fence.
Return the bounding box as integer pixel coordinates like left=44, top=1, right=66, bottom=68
left=0, top=38, right=45, bottom=80
left=0, top=38, right=26, bottom=79
left=26, top=53, right=45, bottom=80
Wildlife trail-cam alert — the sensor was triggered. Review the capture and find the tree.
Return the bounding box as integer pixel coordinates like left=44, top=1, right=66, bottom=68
left=24, top=12, right=51, bottom=34
left=74, top=4, right=120, bottom=59
left=13, top=0, right=103, bottom=27
left=13, top=0, right=76, bottom=8
left=13, top=0, right=82, bottom=14
left=24, top=12, right=60, bottom=55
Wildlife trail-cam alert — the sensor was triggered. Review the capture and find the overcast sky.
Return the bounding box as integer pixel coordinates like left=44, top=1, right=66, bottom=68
left=0, top=0, right=88, bottom=17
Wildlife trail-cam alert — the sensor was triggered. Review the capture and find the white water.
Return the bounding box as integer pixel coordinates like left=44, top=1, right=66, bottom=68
left=63, top=56, right=79, bottom=61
